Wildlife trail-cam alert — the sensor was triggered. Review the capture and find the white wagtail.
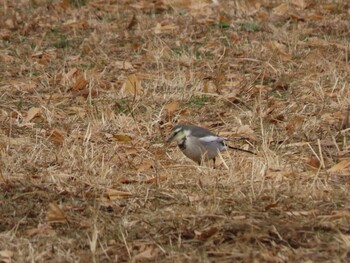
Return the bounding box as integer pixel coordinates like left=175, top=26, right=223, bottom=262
left=166, top=124, right=255, bottom=166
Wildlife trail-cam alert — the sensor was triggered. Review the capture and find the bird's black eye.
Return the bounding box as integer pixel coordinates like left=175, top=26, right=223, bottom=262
left=173, top=127, right=182, bottom=135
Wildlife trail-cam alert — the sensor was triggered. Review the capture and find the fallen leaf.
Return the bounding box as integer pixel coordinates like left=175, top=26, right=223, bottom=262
left=71, top=89, right=97, bottom=98
left=25, top=224, right=56, bottom=237
left=319, top=211, right=350, bottom=221
left=71, top=75, right=89, bottom=91
left=164, top=100, right=180, bottom=114
left=0, top=135, right=30, bottom=146
left=113, top=61, right=134, bottom=70
left=327, top=160, right=350, bottom=173
left=322, top=4, right=342, bottom=12
left=48, top=129, right=65, bottom=146
left=137, top=160, right=154, bottom=172
left=113, top=134, right=132, bottom=142
left=63, top=19, right=89, bottom=29
left=125, top=147, right=138, bottom=155
left=195, top=227, right=219, bottom=240
left=0, top=250, right=13, bottom=263
left=267, top=41, right=292, bottom=61
left=126, top=14, right=137, bottom=30
left=79, top=220, right=92, bottom=228
left=142, top=175, right=167, bottom=184
left=266, top=169, right=298, bottom=180
left=121, top=74, right=143, bottom=96
left=272, top=3, right=290, bottom=17
left=134, top=246, right=158, bottom=261
left=307, top=156, right=321, bottom=169
left=265, top=202, right=279, bottom=211
left=60, top=0, right=70, bottom=9
left=154, top=23, right=178, bottom=34
left=5, top=18, right=15, bottom=29
left=25, top=107, right=41, bottom=123
left=118, top=176, right=138, bottom=184
left=0, top=52, right=14, bottom=63
left=46, top=202, right=68, bottom=223
left=261, top=195, right=273, bottom=201
left=64, top=68, right=79, bottom=81
left=104, top=189, right=133, bottom=201
left=232, top=215, right=247, bottom=220
left=235, top=125, right=257, bottom=141
left=291, top=0, right=309, bottom=9
left=179, top=108, right=190, bottom=116
left=188, top=194, right=202, bottom=202
left=136, top=73, right=159, bottom=80
left=286, top=116, right=304, bottom=133
left=286, top=210, right=319, bottom=216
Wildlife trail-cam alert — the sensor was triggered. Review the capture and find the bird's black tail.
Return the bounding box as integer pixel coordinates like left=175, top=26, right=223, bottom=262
left=227, top=145, right=256, bottom=155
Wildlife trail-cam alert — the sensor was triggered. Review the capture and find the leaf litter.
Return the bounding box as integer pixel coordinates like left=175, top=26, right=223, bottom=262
left=0, top=0, right=349, bottom=262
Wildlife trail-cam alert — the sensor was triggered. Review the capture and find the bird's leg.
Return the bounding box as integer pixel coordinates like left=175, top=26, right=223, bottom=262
left=213, top=158, right=216, bottom=169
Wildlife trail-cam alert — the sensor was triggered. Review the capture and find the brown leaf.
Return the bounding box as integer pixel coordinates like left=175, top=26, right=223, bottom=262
left=319, top=211, right=350, bottom=221
left=59, top=0, right=70, bottom=9
left=142, top=175, right=167, bottom=184
left=25, top=107, right=41, bottom=123
left=5, top=18, right=16, bottom=29
left=235, top=125, right=257, bottom=141
left=104, top=189, right=133, bottom=201
left=63, top=20, right=89, bottom=29
left=322, top=4, right=342, bottom=12
left=272, top=3, right=290, bottom=16
left=125, top=147, right=138, bottom=155
left=48, top=129, right=65, bottom=146
left=0, top=135, right=30, bottom=146
left=286, top=210, right=319, bottom=216
left=307, top=156, right=321, bottom=169
left=286, top=116, right=304, bottom=133
left=134, top=246, right=158, bottom=261
left=195, top=227, right=219, bottom=240
left=79, top=220, right=92, bottom=228
left=261, top=195, right=273, bottom=201
left=267, top=41, right=292, bottom=61
left=113, top=134, right=132, bottom=142
left=46, top=202, right=68, bottom=223
left=126, top=14, right=137, bottom=30
left=25, top=225, right=56, bottom=237
left=232, top=215, right=247, bottom=220
left=291, top=0, right=309, bottom=9
left=179, top=108, right=190, bottom=116
left=188, top=194, right=202, bottom=202
left=71, top=75, right=89, bottom=91
left=121, top=74, right=143, bottom=96
left=118, top=176, right=138, bottom=184
left=327, top=160, right=350, bottom=173
left=0, top=250, right=14, bottom=263
left=154, top=23, right=178, bottom=34
left=113, top=61, right=134, bottom=70
left=265, top=202, right=279, bottom=211
left=137, top=160, right=154, bottom=172
left=71, top=89, right=97, bottom=98
left=164, top=100, right=180, bottom=114
left=64, top=68, right=79, bottom=81
left=0, top=52, right=14, bottom=62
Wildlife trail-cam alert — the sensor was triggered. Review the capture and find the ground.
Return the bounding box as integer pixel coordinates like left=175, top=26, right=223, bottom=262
left=0, top=0, right=350, bottom=262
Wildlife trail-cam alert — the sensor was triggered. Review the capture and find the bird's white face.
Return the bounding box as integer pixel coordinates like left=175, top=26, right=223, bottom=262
left=167, top=126, right=190, bottom=144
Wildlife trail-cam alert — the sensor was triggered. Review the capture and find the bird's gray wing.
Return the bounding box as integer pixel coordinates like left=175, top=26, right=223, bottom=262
left=198, top=135, right=225, bottom=143
left=189, top=126, right=217, bottom=137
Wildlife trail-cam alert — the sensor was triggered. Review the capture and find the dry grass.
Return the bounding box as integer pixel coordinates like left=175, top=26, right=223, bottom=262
left=1, top=0, right=350, bottom=262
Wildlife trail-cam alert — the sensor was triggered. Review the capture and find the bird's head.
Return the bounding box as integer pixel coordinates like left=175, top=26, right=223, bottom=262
left=166, top=124, right=190, bottom=144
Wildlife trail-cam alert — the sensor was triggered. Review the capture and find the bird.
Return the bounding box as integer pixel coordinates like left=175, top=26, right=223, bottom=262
left=166, top=124, right=255, bottom=166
